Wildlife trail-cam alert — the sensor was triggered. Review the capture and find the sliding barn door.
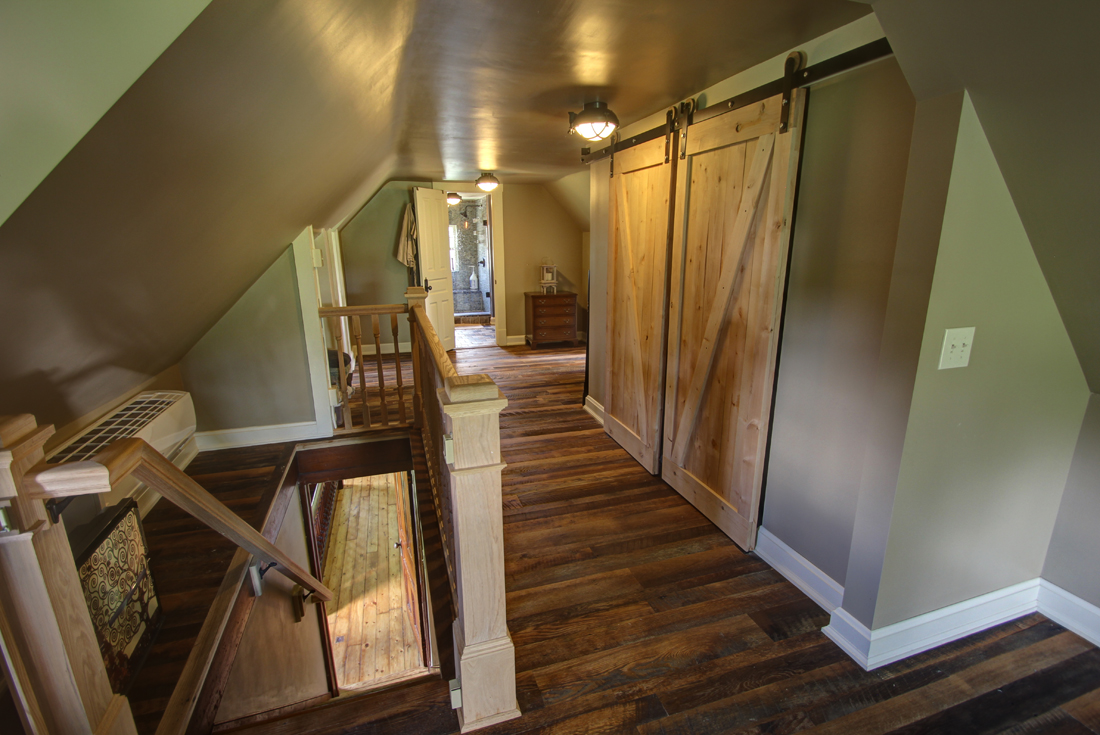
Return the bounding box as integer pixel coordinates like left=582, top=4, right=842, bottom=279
left=604, top=137, right=677, bottom=473
left=662, top=91, right=806, bottom=550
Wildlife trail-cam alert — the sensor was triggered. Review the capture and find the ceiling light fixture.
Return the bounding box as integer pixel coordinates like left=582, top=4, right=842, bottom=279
left=446, top=192, right=462, bottom=205
left=475, top=173, right=500, bottom=192
left=569, top=101, right=619, bottom=142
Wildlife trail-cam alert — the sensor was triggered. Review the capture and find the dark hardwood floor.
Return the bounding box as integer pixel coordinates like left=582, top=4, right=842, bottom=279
left=160, top=342, right=1100, bottom=735
left=452, top=343, right=1100, bottom=735
left=129, top=441, right=296, bottom=734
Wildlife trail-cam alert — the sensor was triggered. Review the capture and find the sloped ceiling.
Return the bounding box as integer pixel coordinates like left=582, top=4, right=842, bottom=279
left=0, top=0, right=212, bottom=225
left=0, top=0, right=868, bottom=427
left=872, top=0, right=1100, bottom=391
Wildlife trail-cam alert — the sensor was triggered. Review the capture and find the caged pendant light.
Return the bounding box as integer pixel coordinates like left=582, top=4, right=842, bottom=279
left=475, top=173, right=500, bottom=191
left=569, top=101, right=619, bottom=141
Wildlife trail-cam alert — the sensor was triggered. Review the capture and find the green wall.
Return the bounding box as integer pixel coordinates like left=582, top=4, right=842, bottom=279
left=339, top=181, right=422, bottom=343
left=180, top=246, right=315, bottom=431
left=1, top=0, right=211, bottom=225
left=872, top=95, right=1089, bottom=628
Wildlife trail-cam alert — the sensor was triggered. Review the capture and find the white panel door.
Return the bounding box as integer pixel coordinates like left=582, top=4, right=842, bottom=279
left=414, top=187, right=455, bottom=351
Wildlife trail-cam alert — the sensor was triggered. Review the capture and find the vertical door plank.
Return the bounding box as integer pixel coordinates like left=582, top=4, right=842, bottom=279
left=662, top=91, right=805, bottom=550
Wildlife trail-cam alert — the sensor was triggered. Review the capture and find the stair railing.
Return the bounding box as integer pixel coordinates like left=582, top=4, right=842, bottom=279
left=405, top=286, right=521, bottom=731
left=319, top=303, right=412, bottom=431
left=0, top=415, right=332, bottom=735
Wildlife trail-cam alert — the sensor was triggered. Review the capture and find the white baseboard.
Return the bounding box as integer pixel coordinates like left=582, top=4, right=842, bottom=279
left=755, top=527, right=844, bottom=613
left=505, top=335, right=526, bottom=346
left=584, top=396, right=605, bottom=425
left=1039, top=579, right=1100, bottom=648
left=355, top=341, right=412, bottom=356
left=824, top=578, right=1042, bottom=670
left=194, top=421, right=326, bottom=451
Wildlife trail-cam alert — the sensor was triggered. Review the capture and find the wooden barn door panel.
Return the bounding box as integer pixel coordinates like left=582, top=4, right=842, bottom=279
left=662, top=91, right=805, bottom=550
left=604, top=137, right=677, bottom=474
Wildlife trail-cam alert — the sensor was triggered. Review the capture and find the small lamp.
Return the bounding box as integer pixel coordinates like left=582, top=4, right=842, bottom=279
left=569, top=101, right=619, bottom=141
left=475, top=173, right=500, bottom=192
left=446, top=192, right=462, bottom=205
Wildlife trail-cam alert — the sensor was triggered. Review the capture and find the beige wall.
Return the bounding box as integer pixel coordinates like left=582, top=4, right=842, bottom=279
left=870, top=95, right=1089, bottom=628
left=544, top=171, right=591, bottom=231
left=762, top=57, right=915, bottom=587
left=1044, top=394, right=1100, bottom=607
left=180, top=247, right=315, bottom=432
left=502, top=185, right=583, bottom=338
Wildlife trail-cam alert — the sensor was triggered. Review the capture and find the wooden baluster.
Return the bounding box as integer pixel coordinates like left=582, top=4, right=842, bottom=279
left=352, top=316, right=372, bottom=428
left=332, top=317, right=350, bottom=430
left=391, top=312, right=407, bottom=424
left=371, top=314, right=389, bottom=425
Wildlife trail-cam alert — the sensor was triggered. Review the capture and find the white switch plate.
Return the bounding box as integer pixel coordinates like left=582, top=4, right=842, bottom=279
left=939, top=327, right=975, bottom=369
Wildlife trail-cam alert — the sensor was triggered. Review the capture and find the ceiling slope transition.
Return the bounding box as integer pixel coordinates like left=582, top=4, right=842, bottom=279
left=873, top=0, right=1100, bottom=391
left=0, top=0, right=868, bottom=427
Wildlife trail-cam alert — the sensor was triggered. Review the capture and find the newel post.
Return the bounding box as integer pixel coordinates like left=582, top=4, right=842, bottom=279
left=0, top=415, right=136, bottom=735
left=439, top=376, right=520, bottom=731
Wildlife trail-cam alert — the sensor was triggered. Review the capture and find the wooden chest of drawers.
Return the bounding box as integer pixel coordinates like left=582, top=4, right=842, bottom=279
left=525, top=291, right=579, bottom=348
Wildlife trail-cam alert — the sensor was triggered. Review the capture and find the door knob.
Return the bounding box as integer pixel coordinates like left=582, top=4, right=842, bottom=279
left=424, top=280, right=433, bottom=293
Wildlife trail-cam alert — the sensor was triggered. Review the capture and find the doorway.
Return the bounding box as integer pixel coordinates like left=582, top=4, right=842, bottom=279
left=448, top=194, right=493, bottom=321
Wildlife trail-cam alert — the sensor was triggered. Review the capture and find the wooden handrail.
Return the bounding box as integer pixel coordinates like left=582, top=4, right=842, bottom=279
left=24, top=438, right=332, bottom=602
left=319, top=303, right=408, bottom=317
left=408, top=304, right=499, bottom=402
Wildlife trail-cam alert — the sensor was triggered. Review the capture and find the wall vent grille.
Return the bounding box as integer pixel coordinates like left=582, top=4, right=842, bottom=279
left=51, top=392, right=186, bottom=464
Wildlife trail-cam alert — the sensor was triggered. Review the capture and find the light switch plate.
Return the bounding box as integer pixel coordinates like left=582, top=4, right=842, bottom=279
left=939, top=327, right=975, bottom=369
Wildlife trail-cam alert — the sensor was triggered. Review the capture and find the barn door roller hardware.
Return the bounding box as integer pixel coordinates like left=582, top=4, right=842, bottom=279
left=780, top=51, right=807, bottom=133
left=582, top=37, right=892, bottom=164
left=677, top=99, right=696, bottom=160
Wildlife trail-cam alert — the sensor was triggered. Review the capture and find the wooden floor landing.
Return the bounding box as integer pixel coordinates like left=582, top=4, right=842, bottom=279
left=323, top=473, right=423, bottom=691
left=199, top=343, right=1100, bottom=734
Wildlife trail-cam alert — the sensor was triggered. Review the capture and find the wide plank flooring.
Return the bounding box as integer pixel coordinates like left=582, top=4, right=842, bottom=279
left=447, top=342, right=1100, bottom=735
left=198, top=342, right=1100, bottom=735
left=323, top=473, right=424, bottom=691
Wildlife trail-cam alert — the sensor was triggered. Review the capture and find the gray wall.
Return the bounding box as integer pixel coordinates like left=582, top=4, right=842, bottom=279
left=871, top=95, right=1089, bottom=628
left=586, top=158, right=610, bottom=405
left=180, top=246, right=315, bottom=432
left=840, top=91, right=964, bottom=627
left=762, top=58, right=915, bottom=586
left=339, top=181, right=421, bottom=343
left=873, top=0, right=1100, bottom=392
left=1044, top=394, right=1100, bottom=608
